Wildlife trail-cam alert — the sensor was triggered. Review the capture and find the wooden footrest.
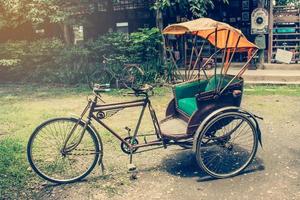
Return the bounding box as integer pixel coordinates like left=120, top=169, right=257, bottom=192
left=159, top=116, right=192, bottom=141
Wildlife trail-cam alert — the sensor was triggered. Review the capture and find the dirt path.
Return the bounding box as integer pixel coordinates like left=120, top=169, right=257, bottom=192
left=33, top=95, right=300, bottom=200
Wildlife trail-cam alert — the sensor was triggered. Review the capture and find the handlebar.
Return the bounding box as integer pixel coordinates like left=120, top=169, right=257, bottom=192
left=102, top=55, right=113, bottom=64
left=93, top=84, right=111, bottom=93
left=93, top=82, right=154, bottom=99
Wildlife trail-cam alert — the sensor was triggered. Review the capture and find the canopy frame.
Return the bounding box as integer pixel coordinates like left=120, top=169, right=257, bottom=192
left=162, top=18, right=258, bottom=94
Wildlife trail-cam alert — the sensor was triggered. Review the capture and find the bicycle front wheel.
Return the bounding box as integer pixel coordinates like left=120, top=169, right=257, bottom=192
left=27, top=118, right=102, bottom=184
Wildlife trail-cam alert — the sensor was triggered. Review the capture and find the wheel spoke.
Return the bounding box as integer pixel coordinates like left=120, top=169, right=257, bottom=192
left=28, top=118, right=101, bottom=183
left=197, top=113, right=258, bottom=178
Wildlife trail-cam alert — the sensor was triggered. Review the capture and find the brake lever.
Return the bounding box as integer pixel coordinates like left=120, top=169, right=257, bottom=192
left=93, top=91, right=106, bottom=103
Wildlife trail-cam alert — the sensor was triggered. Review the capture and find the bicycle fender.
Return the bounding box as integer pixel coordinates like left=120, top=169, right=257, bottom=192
left=237, top=109, right=263, bottom=149
left=192, top=106, right=263, bottom=152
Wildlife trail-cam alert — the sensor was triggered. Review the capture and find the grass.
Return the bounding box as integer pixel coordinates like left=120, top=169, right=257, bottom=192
left=0, top=138, right=31, bottom=199
left=244, top=85, right=300, bottom=96
left=0, top=83, right=300, bottom=199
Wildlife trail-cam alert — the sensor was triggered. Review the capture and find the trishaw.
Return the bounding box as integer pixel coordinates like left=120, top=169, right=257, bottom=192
left=27, top=18, right=263, bottom=184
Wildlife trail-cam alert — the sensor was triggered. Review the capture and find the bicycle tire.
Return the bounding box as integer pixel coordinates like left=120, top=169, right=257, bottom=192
left=27, top=117, right=102, bottom=184
left=196, top=112, right=258, bottom=178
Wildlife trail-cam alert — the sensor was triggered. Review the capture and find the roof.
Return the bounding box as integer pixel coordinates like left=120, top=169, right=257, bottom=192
left=163, top=18, right=258, bottom=51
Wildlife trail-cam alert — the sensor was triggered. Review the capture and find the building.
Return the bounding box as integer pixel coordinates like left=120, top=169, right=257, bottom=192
left=1, top=0, right=298, bottom=64
left=0, top=0, right=156, bottom=43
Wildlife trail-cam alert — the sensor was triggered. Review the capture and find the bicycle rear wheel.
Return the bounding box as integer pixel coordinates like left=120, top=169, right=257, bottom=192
left=196, top=112, right=258, bottom=178
left=87, top=69, right=113, bottom=89
left=27, top=118, right=102, bottom=184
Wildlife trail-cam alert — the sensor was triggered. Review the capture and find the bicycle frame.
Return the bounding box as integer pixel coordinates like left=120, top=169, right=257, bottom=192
left=63, top=93, right=165, bottom=155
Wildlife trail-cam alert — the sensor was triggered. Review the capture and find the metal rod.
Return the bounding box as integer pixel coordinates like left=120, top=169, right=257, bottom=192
left=62, top=101, right=92, bottom=151
left=132, top=102, right=148, bottom=139
left=189, top=40, right=206, bottom=79
left=184, top=35, right=187, bottom=80
left=237, top=49, right=259, bottom=77
left=148, top=101, right=162, bottom=139
left=93, top=102, right=145, bottom=112
left=224, top=35, right=241, bottom=74
left=133, top=140, right=163, bottom=148
left=92, top=115, right=129, bottom=145
left=202, top=68, right=209, bottom=80
left=94, top=99, right=145, bottom=108
left=192, top=48, right=222, bottom=79
left=166, top=48, right=185, bottom=81
left=187, top=34, right=198, bottom=79
left=134, top=145, right=165, bottom=154
left=214, top=27, right=218, bottom=92
left=217, top=30, right=231, bottom=92
left=219, top=49, right=259, bottom=95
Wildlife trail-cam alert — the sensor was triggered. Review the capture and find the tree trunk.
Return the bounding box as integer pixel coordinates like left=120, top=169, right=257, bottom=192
left=156, top=9, right=167, bottom=67
left=63, top=24, right=73, bottom=45
left=156, top=9, right=164, bottom=32
left=59, top=23, right=73, bottom=45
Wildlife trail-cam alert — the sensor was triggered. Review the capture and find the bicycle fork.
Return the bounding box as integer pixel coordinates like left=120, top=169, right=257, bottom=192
left=62, top=100, right=92, bottom=155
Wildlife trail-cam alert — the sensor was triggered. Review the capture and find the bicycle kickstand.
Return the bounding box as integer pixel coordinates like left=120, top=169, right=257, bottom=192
left=98, top=158, right=105, bottom=175
left=128, top=151, right=138, bottom=180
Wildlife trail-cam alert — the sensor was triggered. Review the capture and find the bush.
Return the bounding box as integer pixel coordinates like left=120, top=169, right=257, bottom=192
left=0, top=28, right=164, bottom=85
left=85, top=28, right=163, bottom=84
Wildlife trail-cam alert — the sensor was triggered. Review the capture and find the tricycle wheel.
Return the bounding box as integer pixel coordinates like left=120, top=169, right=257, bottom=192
left=196, top=112, right=258, bottom=178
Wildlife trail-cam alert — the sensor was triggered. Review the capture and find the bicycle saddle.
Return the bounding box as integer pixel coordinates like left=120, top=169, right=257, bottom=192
left=131, top=84, right=153, bottom=95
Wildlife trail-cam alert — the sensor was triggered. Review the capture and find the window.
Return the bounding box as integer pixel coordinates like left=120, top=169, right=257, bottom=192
left=113, top=0, right=151, bottom=11
left=35, top=29, right=45, bottom=35
left=73, top=25, right=84, bottom=44
left=116, top=22, right=129, bottom=34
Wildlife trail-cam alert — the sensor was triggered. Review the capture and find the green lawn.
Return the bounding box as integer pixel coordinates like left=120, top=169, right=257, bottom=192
left=0, top=84, right=300, bottom=199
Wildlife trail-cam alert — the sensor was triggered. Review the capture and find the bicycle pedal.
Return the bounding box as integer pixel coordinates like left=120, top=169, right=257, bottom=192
left=128, top=164, right=138, bottom=180
left=127, top=163, right=137, bottom=172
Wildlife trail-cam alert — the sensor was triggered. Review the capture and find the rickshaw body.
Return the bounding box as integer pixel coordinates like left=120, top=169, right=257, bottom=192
left=155, top=18, right=263, bottom=178
left=159, top=18, right=261, bottom=140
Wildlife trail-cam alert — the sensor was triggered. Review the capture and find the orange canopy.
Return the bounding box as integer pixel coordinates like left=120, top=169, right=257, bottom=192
left=163, top=18, right=258, bottom=51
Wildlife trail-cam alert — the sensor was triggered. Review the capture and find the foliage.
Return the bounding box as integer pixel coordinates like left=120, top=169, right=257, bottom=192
left=0, top=28, right=164, bottom=85
left=0, top=0, right=94, bottom=29
left=153, top=0, right=229, bottom=17
left=85, top=28, right=163, bottom=85
left=276, top=0, right=300, bottom=7
left=0, top=138, right=31, bottom=199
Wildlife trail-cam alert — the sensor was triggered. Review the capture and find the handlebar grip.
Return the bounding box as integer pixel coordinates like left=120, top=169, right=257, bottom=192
left=123, top=92, right=136, bottom=96
left=95, top=83, right=110, bottom=88
left=94, top=88, right=111, bottom=93
left=93, top=83, right=111, bottom=92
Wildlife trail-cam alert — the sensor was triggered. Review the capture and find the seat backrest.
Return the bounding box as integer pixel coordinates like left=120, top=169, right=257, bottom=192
left=205, top=74, right=239, bottom=92
left=173, top=79, right=208, bottom=102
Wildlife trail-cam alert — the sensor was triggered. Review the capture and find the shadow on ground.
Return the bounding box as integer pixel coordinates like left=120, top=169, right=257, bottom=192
left=161, top=149, right=265, bottom=182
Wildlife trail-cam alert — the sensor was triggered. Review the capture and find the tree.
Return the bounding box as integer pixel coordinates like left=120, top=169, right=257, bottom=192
left=276, top=0, right=299, bottom=6
left=153, top=0, right=229, bottom=31
left=0, top=0, right=94, bottom=43
left=152, top=0, right=229, bottom=64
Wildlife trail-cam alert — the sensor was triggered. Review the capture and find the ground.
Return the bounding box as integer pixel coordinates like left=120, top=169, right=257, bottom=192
left=0, top=85, right=300, bottom=200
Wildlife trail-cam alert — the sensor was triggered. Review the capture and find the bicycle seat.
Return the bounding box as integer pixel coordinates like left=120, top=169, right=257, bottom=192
left=131, top=84, right=153, bottom=95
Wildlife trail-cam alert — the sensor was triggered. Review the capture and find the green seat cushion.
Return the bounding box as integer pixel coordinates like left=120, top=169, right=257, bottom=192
left=178, top=97, right=198, bottom=116
left=205, top=75, right=239, bottom=92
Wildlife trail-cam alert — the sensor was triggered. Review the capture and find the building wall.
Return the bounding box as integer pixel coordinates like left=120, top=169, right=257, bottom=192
left=0, top=0, right=259, bottom=44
